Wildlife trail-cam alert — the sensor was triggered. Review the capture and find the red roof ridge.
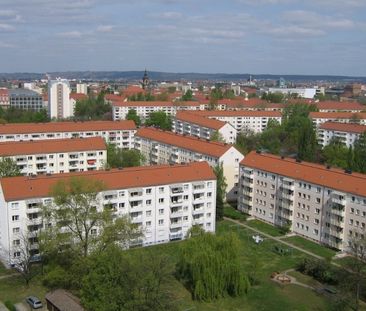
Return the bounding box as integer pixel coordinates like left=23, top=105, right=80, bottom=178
left=241, top=151, right=366, bottom=197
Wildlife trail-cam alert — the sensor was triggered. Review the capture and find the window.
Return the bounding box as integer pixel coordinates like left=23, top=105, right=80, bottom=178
left=12, top=227, right=20, bottom=233
left=158, top=219, right=164, bottom=225
left=13, top=239, right=20, bottom=246
left=146, top=221, right=151, bottom=227
left=158, top=198, right=164, bottom=204
left=12, top=215, right=19, bottom=221
left=119, top=191, right=125, bottom=197
left=159, top=187, right=164, bottom=193
left=146, top=188, right=152, bottom=194
left=13, top=252, right=20, bottom=258
left=91, top=229, right=97, bottom=235
left=146, top=210, right=152, bottom=216
left=207, top=192, right=212, bottom=197
left=159, top=209, right=164, bottom=215
left=11, top=202, right=19, bottom=209
left=146, top=199, right=152, bottom=205
left=119, top=203, right=125, bottom=208
left=316, top=198, right=321, bottom=204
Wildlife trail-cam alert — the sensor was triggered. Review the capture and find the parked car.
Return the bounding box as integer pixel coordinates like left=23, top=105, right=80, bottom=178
left=26, top=296, right=43, bottom=309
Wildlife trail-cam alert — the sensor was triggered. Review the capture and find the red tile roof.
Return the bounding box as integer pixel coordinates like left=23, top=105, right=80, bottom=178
left=316, top=101, right=365, bottom=111
left=136, top=127, right=234, bottom=158
left=175, top=111, right=225, bottom=130
left=112, top=101, right=174, bottom=107
left=0, top=120, right=136, bottom=135
left=69, top=93, right=88, bottom=101
left=310, top=112, right=366, bottom=119
left=196, top=110, right=282, bottom=117
left=0, top=161, right=216, bottom=201
left=241, top=151, right=366, bottom=197
left=122, top=85, right=146, bottom=97
left=0, top=137, right=106, bottom=157
left=319, top=122, right=366, bottom=134
left=0, top=89, right=9, bottom=96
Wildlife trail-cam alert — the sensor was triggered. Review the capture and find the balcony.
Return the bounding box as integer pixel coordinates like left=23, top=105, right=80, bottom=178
left=27, top=218, right=42, bottom=226
left=331, top=206, right=345, bottom=217
left=171, top=195, right=183, bottom=206
left=170, top=221, right=182, bottom=229
left=243, top=169, right=254, bottom=178
left=282, top=180, right=295, bottom=191
left=129, top=189, right=143, bottom=197
left=329, top=229, right=343, bottom=239
left=193, top=194, right=205, bottom=203
left=170, top=208, right=184, bottom=217
left=169, top=232, right=183, bottom=240
left=330, top=216, right=344, bottom=226
left=242, top=198, right=253, bottom=206
left=170, top=185, right=184, bottom=194
left=331, top=191, right=346, bottom=206
left=193, top=218, right=205, bottom=226
left=193, top=183, right=205, bottom=193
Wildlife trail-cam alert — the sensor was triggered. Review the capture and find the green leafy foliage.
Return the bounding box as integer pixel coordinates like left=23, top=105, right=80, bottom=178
left=74, top=92, right=111, bottom=120
left=214, top=164, right=227, bottom=220
left=0, top=107, right=48, bottom=123
left=81, top=246, right=176, bottom=311
left=0, top=158, right=21, bottom=177
left=145, top=111, right=172, bottom=130
left=181, top=89, right=193, bottom=101
left=176, top=231, right=250, bottom=301
left=321, top=138, right=349, bottom=168
left=210, top=130, right=224, bottom=142
left=106, top=143, right=144, bottom=168
left=125, top=109, right=141, bottom=126
left=128, top=92, right=155, bottom=101
left=261, top=92, right=285, bottom=103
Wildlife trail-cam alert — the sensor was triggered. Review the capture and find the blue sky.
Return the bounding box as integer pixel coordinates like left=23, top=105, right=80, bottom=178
left=0, top=0, right=365, bottom=75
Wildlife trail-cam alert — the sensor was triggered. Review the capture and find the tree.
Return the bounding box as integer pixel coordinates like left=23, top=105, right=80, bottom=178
left=214, top=164, right=227, bottom=220
left=353, top=133, right=366, bottom=173
left=106, top=143, right=144, bottom=168
left=0, top=158, right=21, bottom=177
left=344, top=235, right=366, bottom=310
left=181, top=89, right=193, bottom=101
left=176, top=232, right=250, bottom=301
left=145, top=111, right=172, bottom=130
left=235, top=132, right=261, bottom=155
left=322, top=138, right=349, bottom=169
left=210, top=131, right=224, bottom=142
left=11, top=231, right=40, bottom=286
left=297, top=119, right=318, bottom=161
left=126, top=109, right=141, bottom=127
left=261, top=92, right=284, bottom=103
left=167, top=86, right=176, bottom=94
left=74, top=92, right=111, bottom=120
left=81, top=246, right=176, bottom=311
left=40, top=177, right=140, bottom=258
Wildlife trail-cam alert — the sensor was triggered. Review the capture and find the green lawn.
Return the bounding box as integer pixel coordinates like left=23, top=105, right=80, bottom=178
left=287, top=270, right=322, bottom=288
left=0, top=275, right=47, bottom=304
left=0, top=221, right=334, bottom=310
left=223, top=204, right=247, bottom=221
left=0, top=262, right=15, bottom=277
left=283, top=236, right=337, bottom=260
left=246, top=219, right=284, bottom=237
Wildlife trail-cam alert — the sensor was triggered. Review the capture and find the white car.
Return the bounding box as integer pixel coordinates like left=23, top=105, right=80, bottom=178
left=26, top=296, right=43, bottom=309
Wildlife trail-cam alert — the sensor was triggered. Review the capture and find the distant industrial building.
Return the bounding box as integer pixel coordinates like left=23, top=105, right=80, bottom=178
left=8, top=89, right=44, bottom=111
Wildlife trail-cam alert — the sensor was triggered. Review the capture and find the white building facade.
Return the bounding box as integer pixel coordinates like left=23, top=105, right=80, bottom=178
left=0, top=137, right=107, bottom=175
left=196, top=111, right=282, bottom=133
left=135, top=127, right=244, bottom=201
left=0, top=120, right=136, bottom=149
left=310, top=112, right=366, bottom=128
left=172, top=111, right=237, bottom=144
left=318, top=122, right=366, bottom=147
left=48, top=79, right=72, bottom=119
left=0, top=162, right=216, bottom=266
left=238, top=151, right=366, bottom=251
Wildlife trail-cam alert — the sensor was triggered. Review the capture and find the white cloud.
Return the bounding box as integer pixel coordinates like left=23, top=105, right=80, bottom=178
left=57, top=31, right=83, bottom=38
left=0, top=23, right=15, bottom=31
left=96, top=25, right=114, bottom=32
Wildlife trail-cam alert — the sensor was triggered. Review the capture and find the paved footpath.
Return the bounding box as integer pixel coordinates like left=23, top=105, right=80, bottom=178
left=224, top=217, right=324, bottom=260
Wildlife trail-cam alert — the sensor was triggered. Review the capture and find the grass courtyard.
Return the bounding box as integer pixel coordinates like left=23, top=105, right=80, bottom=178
left=0, top=221, right=338, bottom=310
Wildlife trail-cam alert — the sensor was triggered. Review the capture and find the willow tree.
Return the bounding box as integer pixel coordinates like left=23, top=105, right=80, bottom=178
left=176, top=232, right=249, bottom=301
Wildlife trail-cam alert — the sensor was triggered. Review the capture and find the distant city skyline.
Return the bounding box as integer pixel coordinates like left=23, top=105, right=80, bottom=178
left=0, top=0, right=365, bottom=76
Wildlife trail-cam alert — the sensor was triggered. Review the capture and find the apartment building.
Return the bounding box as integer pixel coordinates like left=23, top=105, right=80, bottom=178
left=135, top=127, right=244, bottom=201
left=316, top=101, right=365, bottom=113
left=0, top=137, right=107, bottom=175
left=317, top=122, right=366, bottom=147
left=9, top=89, right=44, bottom=112
left=238, top=151, right=366, bottom=251
left=109, top=98, right=205, bottom=121
left=310, top=112, right=366, bottom=128
left=0, top=120, right=136, bottom=149
left=172, top=111, right=237, bottom=144
left=0, top=89, right=9, bottom=108
left=0, top=162, right=216, bottom=266
left=48, top=79, right=72, bottom=119
left=195, top=110, right=282, bottom=133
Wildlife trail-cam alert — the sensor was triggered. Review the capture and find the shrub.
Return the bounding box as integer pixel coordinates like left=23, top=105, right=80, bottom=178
left=4, top=301, right=16, bottom=311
